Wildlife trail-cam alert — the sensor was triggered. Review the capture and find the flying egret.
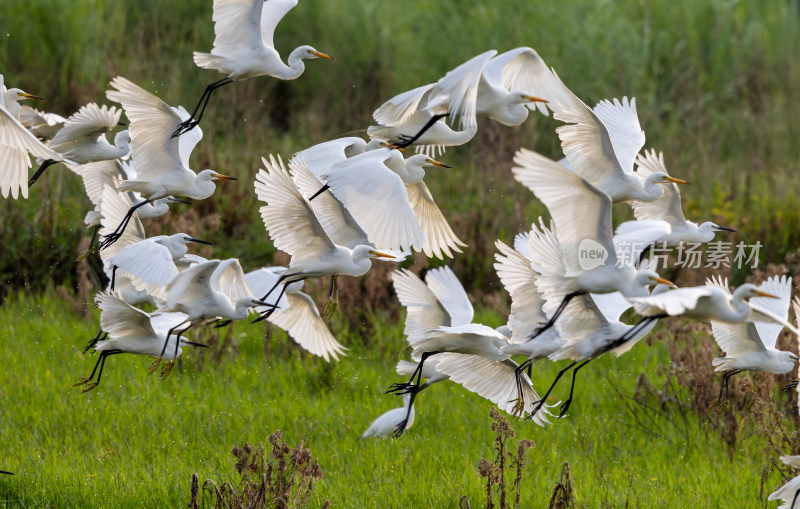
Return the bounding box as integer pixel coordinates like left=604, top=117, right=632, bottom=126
left=245, top=267, right=348, bottom=361
left=516, top=60, right=691, bottom=203
left=290, top=137, right=390, bottom=177
left=387, top=267, right=551, bottom=427
left=252, top=154, right=396, bottom=318
left=0, top=75, right=68, bottom=199
left=511, top=152, right=673, bottom=340
left=175, top=0, right=333, bottom=136
left=69, top=160, right=124, bottom=246
left=101, top=76, right=236, bottom=249
left=707, top=275, right=795, bottom=402
left=368, top=49, right=546, bottom=155
left=319, top=148, right=463, bottom=259
left=19, top=105, right=66, bottom=140
left=768, top=455, right=800, bottom=509
left=155, top=258, right=269, bottom=357
left=29, top=103, right=131, bottom=186
left=73, top=292, right=208, bottom=392
left=629, top=149, right=736, bottom=243
left=361, top=393, right=416, bottom=439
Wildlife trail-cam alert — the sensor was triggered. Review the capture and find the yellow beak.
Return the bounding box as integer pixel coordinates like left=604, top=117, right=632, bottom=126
left=430, top=159, right=453, bottom=168
left=664, top=176, right=690, bottom=185
left=212, top=173, right=237, bottom=181
left=369, top=250, right=396, bottom=259
left=313, top=51, right=334, bottom=60
left=523, top=95, right=548, bottom=103
left=654, top=277, right=677, bottom=287
left=755, top=290, right=779, bottom=299
left=22, top=93, right=44, bottom=101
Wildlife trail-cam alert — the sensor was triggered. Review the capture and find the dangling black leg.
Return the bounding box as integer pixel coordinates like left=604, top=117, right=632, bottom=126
left=82, top=330, right=107, bottom=354
left=392, top=113, right=450, bottom=148
left=790, top=487, right=800, bottom=509
left=637, top=244, right=653, bottom=267
left=28, top=159, right=57, bottom=186
left=94, top=350, right=123, bottom=387
left=528, top=360, right=579, bottom=420
left=110, top=265, right=118, bottom=291
left=308, top=183, right=330, bottom=201
left=509, top=358, right=534, bottom=416
left=99, top=199, right=152, bottom=250
left=88, top=224, right=100, bottom=252
left=782, top=380, right=799, bottom=393
left=171, top=77, right=233, bottom=138
left=252, top=275, right=303, bottom=323
left=212, top=319, right=232, bottom=329
left=161, top=320, right=190, bottom=357
left=393, top=392, right=420, bottom=438
left=0, top=470, right=13, bottom=475
left=558, top=359, right=592, bottom=418
left=172, top=322, right=196, bottom=360
left=385, top=351, right=442, bottom=395
left=528, top=292, right=583, bottom=340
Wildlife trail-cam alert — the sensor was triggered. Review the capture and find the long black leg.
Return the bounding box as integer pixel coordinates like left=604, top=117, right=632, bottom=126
left=528, top=360, right=579, bottom=420
left=791, top=487, right=800, bottom=509
left=110, top=266, right=118, bottom=291
left=161, top=320, right=190, bottom=357
left=782, top=380, right=799, bottom=392
left=171, top=77, right=233, bottom=138
left=94, top=350, right=124, bottom=387
left=528, top=292, right=583, bottom=340
left=510, top=358, right=534, bottom=413
left=386, top=351, right=442, bottom=395
left=252, top=275, right=303, bottom=323
left=172, top=322, right=196, bottom=360
left=637, top=244, right=653, bottom=267
left=83, top=330, right=107, bottom=354
left=212, top=319, right=232, bottom=329
left=393, top=391, right=421, bottom=438
left=0, top=470, right=12, bottom=475
left=28, top=159, right=57, bottom=186
left=392, top=113, right=450, bottom=148
left=99, top=199, right=152, bottom=250
left=88, top=225, right=100, bottom=252
left=558, top=359, right=592, bottom=418
left=599, top=315, right=666, bottom=356
left=308, top=183, right=330, bottom=201
left=718, top=369, right=742, bottom=402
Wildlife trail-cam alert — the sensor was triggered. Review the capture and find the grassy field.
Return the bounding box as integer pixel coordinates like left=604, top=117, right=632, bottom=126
left=0, top=291, right=794, bottom=507
left=1, top=0, right=799, bottom=297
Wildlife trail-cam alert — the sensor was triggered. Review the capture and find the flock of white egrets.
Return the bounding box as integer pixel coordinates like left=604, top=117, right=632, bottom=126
left=2, top=0, right=799, bottom=503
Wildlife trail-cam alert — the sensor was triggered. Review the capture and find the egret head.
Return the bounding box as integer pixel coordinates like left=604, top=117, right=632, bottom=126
left=635, top=269, right=675, bottom=289
left=297, top=45, right=333, bottom=61
left=7, top=88, right=43, bottom=102
left=405, top=154, right=452, bottom=169
left=738, top=284, right=779, bottom=300
left=198, top=169, right=238, bottom=182
left=651, top=172, right=689, bottom=186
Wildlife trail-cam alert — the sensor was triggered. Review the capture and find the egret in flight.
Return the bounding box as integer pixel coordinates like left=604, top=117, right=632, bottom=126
left=175, top=0, right=333, bottom=136
left=101, top=76, right=236, bottom=249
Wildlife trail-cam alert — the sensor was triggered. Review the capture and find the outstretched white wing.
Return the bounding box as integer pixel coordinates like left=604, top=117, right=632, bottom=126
left=591, top=97, right=645, bottom=176
left=106, top=76, right=186, bottom=180
left=49, top=103, right=121, bottom=149
left=96, top=291, right=157, bottom=339
left=750, top=275, right=792, bottom=349
left=372, top=84, right=436, bottom=126
left=212, top=258, right=255, bottom=304
left=270, top=291, right=348, bottom=362
left=482, top=47, right=553, bottom=116
left=255, top=154, right=336, bottom=262
left=424, top=266, right=473, bottom=326
left=392, top=269, right=451, bottom=344
left=494, top=239, right=547, bottom=342
left=428, top=50, right=497, bottom=130
left=260, top=0, right=297, bottom=49
left=630, top=149, right=686, bottom=227
left=208, top=0, right=265, bottom=54
left=322, top=151, right=424, bottom=253
left=0, top=104, right=65, bottom=199
left=69, top=160, right=122, bottom=206
left=406, top=181, right=464, bottom=259
left=512, top=148, right=616, bottom=273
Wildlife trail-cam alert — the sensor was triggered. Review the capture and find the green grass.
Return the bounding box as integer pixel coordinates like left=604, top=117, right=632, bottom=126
left=0, top=291, right=791, bottom=507
left=1, top=0, right=800, bottom=296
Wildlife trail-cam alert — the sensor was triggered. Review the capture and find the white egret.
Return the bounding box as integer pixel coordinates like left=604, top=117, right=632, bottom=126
left=19, top=105, right=66, bottom=140
left=511, top=152, right=673, bottom=340
left=290, top=137, right=390, bottom=177
left=73, top=292, right=208, bottom=392
left=320, top=148, right=463, bottom=259
left=175, top=0, right=333, bottom=136
left=368, top=49, right=546, bottom=155
left=29, top=103, right=130, bottom=186
left=388, top=267, right=551, bottom=426
left=629, top=149, right=736, bottom=243
left=155, top=258, right=269, bottom=357
left=768, top=455, right=800, bottom=509
left=361, top=393, right=416, bottom=439
left=245, top=267, right=348, bottom=361
left=707, top=275, right=795, bottom=402
left=69, top=160, right=124, bottom=243
left=252, top=154, right=396, bottom=317
left=101, top=76, right=237, bottom=248
left=517, top=61, right=691, bottom=203
left=0, top=76, right=68, bottom=199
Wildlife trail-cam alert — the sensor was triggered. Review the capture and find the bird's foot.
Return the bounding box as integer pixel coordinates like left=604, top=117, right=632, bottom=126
left=72, top=377, right=91, bottom=387
left=782, top=380, right=799, bottom=393
left=160, top=360, right=175, bottom=380
left=75, top=248, right=96, bottom=262
left=147, top=357, right=162, bottom=375
left=212, top=319, right=232, bottom=329
left=99, top=232, right=122, bottom=250
left=250, top=309, right=273, bottom=324
left=557, top=399, right=573, bottom=419
left=171, top=120, right=198, bottom=139
left=527, top=399, right=547, bottom=421
left=321, top=298, right=338, bottom=320
left=508, top=397, right=526, bottom=419
left=710, top=400, right=729, bottom=415
left=384, top=382, right=416, bottom=395
left=80, top=382, right=99, bottom=393
left=392, top=419, right=408, bottom=438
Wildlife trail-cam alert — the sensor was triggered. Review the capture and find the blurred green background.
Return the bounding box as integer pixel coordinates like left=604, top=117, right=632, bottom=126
left=1, top=0, right=799, bottom=301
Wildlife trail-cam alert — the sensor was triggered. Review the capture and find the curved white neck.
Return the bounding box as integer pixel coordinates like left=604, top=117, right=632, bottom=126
left=272, top=47, right=309, bottom=80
